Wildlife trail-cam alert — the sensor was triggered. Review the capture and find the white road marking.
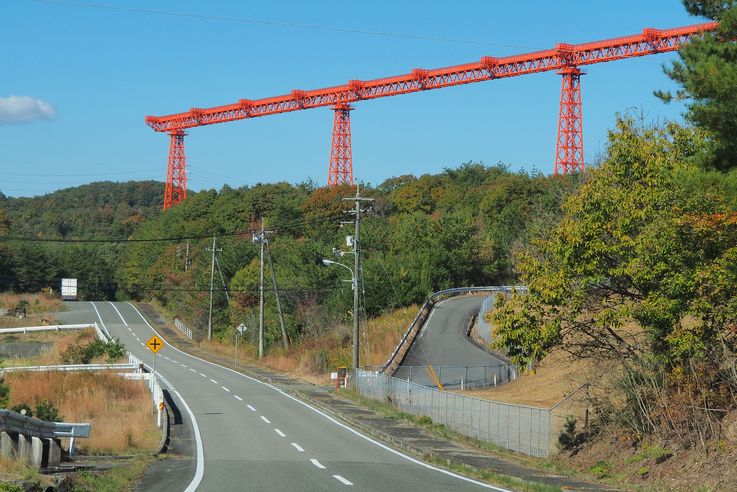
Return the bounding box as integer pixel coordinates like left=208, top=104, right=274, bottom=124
left=210, top=379, right=218, bottom=384
left=310, top=459, right=326, bottom=469
left=89, top=302, right=110, bottom=338
left=274, top=429, right=285, bottom=437
left=200, top=373, right=206, bottom=377
left=181, top=364, right=187, bottom=368
left=164, top=356, right=170, bottom=360
left=189, top=368, right=196, bottom=373
left=128, top=327, right=132, bottom=332
left=291, top=443, right=304, bottom=452
left=234, top=395, right=243, bottom=401
left=246, top=404, right=256, bottom=412
left=173, top=388, right=204, bottom=492
left=172, top=359, right=179, bottom=364
left=222, top=386, right=230, bottom=392
left=125, top=302, right=510, bottom=492
left=333, top=475, right=353, bottom=486
left=107, top=301, right=128, bottom=326
left=260, top=416, right=271, bottom=424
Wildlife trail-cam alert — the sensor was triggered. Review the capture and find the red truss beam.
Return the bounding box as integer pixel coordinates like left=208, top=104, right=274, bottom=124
left=145, top=22, right=716, bottom=133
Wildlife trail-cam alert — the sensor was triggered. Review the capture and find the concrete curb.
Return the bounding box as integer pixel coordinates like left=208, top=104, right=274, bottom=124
left=156, top=402, right=170, bottom=455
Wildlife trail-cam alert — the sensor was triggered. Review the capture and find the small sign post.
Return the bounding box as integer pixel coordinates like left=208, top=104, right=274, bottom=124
left=235, top=324, right=247, bottom=366
left=146, top=335, right=164, bottom=391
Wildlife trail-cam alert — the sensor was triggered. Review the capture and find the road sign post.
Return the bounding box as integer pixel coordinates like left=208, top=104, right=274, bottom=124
left=235, top=324, right=247, bottom=366
left=146, top=335, right=164, bottom=392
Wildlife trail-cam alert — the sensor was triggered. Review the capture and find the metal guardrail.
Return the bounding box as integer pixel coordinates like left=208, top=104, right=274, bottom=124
left=0, top=323, right=111, bottom=343
left=1, top=363, right=138, bottom=373
left=381, top=286, right=527, bottom=376
left=390, top=364, right=518, bottom=390
left=174, top=318, right=193, bottom=339
left=0, top=409, right=90, bottom=439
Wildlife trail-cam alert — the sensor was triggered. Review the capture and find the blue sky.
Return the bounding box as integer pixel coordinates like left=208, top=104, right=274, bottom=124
left=1, top=0, right=703, bottom=197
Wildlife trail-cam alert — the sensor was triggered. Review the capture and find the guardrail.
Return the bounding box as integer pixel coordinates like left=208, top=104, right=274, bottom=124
left=390, top=364, right=517, bottom=390
left=0, top=409, right=91, bottom=467
left=381, top=286, right=527, bottom=376
left=0, top=323, right=111, bottom=342
left=174, top=318, right=193, bottom=339
left=1, top=363, right=138, bottom=374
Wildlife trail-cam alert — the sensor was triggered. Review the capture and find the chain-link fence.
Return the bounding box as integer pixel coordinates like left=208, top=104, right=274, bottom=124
left=355, top=369, right=551, bottom=457
left=391, top=364, right=517, bottom=390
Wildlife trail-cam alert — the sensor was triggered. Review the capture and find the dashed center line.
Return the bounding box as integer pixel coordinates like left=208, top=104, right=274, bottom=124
left=222, top=386, right=230, bottom=392
left=274, top=429, right=285, bottom=437
left=333, top=475, right=353, bottom=486
left=200, top=373, right=207, bottom=377
left=247, top=405, right=256, bottom=412
left=291, top=442, right=304, bottom=452
left=260, top=416, right=271, bottom=424
left=172, top=359, right=179, bottom=364
left=164, top=356, right=170, bottom=360
left=181, top=364, right=187, bottom=368
left=234, top=395, right=243, bottom=401
left=210, top=379, right=218, bottom=384
left=310, top=459, right=326, bottom=469
left=189, top=368, right=196, bottom=372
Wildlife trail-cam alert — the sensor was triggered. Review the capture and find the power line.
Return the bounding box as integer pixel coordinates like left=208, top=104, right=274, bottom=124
left=30, top=0, right=537, bottom=49
left=0, top=210, right=349, bottom=244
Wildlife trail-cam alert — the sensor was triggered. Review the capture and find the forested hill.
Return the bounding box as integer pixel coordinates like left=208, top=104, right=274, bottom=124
left=0, top=181, right=164, bottom=239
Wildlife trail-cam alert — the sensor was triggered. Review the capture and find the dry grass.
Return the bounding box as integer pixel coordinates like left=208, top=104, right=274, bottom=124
left=193, top=306, right=418, bottom=385
left=4, top=371, right=160, bottom=454
left=1, top=328, right=98, bottom=367
left=0, top=293, right=63, bottom=314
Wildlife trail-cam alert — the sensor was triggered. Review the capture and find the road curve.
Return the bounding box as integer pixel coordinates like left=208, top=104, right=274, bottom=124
left=394, top=296, right=506, bottom=387
left=58, top=301, right=509, bottom=492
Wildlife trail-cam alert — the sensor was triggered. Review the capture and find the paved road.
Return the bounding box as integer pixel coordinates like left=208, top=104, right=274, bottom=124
left=59, top=301, right=509, bottom=492
left=395, top=296, right=508, bottom=388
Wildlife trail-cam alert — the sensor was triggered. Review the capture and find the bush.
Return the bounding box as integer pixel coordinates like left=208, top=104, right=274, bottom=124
left=61, top=344, right=91, bottom=364
left=0, top=378, right=9, bottom=408
left=105, top=338, right=127, bottom=362
left=10, top=403, right=33, bottom=417
left=35, top=399, right=61, bottom=421
left=557, top=416, right=585, bottom=451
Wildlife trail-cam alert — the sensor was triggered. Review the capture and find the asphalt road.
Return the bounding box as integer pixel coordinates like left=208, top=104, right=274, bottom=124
left=394, top=296, right=507, bottom=388
left=58, top=301, right=509, bottom=492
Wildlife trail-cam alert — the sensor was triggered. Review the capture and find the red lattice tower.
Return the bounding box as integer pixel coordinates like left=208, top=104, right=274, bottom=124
left=163, top=130, right=187, bottom=210
left=328, top=103, right=354, bottom=186
left=555, top=66, right=585, bottom=174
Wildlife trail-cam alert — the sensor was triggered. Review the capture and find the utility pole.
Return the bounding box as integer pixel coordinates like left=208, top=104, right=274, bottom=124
left=184, top=240, right=191, bottom=272
left=259, top=219, right=265, bottom=359
left=342, top=185, right=372, bottom=370
left=265, top=240, right=289, bottom=349
left=206, top=236, right=222, bottom=341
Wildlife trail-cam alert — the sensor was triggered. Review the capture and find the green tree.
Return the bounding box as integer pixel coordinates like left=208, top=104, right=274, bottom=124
left=657, top=0, right=737, bottom=171
left=493, top=118, right=737, bottom=367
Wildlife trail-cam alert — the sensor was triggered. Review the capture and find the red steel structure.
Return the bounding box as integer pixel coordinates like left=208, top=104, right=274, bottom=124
left=146, top=22, right=717, bottom=209
left=163, top=130, right=187, bottom=209
left=555, top=67, right=585, bottom=174
left=328, top=104, right=354, bottom=186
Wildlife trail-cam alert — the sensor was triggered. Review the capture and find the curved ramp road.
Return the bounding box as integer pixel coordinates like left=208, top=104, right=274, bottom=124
left=395, top=296, right=506, bottom=386
left=59, top=301, right=509, bottom=491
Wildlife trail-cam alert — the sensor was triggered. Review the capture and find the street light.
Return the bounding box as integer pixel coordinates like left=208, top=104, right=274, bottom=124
left=322, top=258, right=359, bottom=370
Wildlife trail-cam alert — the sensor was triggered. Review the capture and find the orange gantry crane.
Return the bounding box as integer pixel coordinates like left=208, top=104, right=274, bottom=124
left=146, top=21, right=717, bottom=210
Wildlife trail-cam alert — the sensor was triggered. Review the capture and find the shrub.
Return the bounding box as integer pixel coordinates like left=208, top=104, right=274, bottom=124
left=35, top=399, right=61, bottom=421
left=10, top=403, right=33, bottom=417
left=105, top=338, right=127, bottom=362
left=557, top=416, right=585, bottom=451
left=0, top=378, right=9, bottom=408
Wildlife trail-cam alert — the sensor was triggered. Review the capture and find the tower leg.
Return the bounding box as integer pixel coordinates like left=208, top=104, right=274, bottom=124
left=164, top=130, right=187, bottom=210
left=328, top=104, right=354, bottom=186
left=554, top=68, right=584, bottom=174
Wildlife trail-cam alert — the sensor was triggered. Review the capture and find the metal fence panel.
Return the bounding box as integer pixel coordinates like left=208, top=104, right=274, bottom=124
left=356, top=369, right=550, bottom=457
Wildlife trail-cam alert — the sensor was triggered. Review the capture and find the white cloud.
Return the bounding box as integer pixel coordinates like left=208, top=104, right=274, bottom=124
left=0, top=95, right=56, bottom=125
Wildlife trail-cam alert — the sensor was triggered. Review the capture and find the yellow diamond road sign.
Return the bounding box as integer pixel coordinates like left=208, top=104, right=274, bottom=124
left=146, top=335, right=164, bottom=353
